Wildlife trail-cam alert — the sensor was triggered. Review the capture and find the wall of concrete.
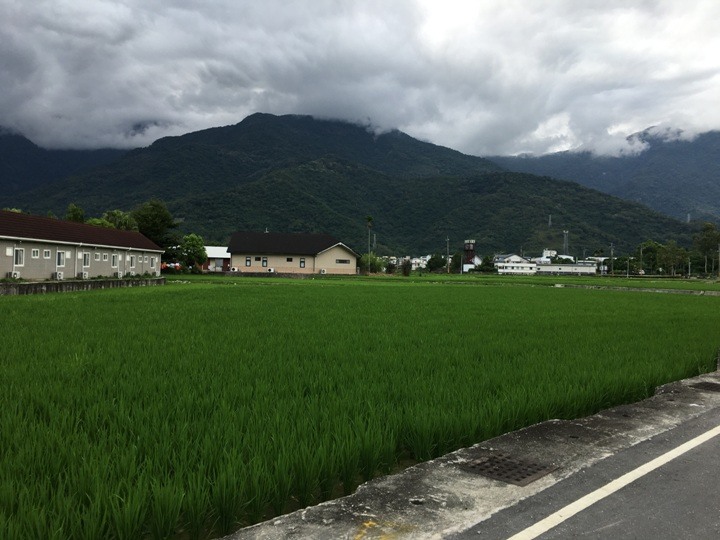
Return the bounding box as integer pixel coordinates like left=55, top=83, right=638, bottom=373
left=0, top=277, right=165, bottom=296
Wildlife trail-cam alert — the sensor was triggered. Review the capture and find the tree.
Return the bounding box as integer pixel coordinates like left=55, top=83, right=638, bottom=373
left=637, top=240, right=662, bottom=275
left=103, top=209, right=138, bottom=231
left=359, top=253, right=384, bottom=274
left=131, top=199, right=178, bottom=249
left=401, top=258, right=413, bottom=276
left=476, top=255, right=496, bottom=273
left=693, top=222, right=720, bottom=274
left=65, top=203, right=85, bottom=223
left=179, top=234, right=207, bottom=270
left=85, top=217, right=115, bottom=228
left=450, top=252, right=462, bottom=273
left=657, top=240, right=686, bottom=276
left=426, top=253, right=446, bottom=272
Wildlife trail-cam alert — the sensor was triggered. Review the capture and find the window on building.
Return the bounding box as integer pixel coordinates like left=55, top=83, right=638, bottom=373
left=57, top=251, right=65, bottom=267
left=150, top=257, right=155, bottom=268
left=300, top=258, right=306, bottom=268
left=103, top=253, right=108, bottom=261
left=286, top=257, right=293, bottom=262
left=111, top=254, right=118, bottom=268
left=94, top=253, right=100, bottom=261
left=43, top=250, right=51, bottom=259
left=83, top=253, right=90, bottom=267
left=335, top=259, right=350, bottom=264
left=14, top=248, right=24, bottom=266
left=130, top=256, right=136, bottom=268
left=261, top=257, right=268, bottom=267
left=245, top=257, right=251, bottom=267
left=255, top=256, right=261, bottom=261
left=31, top=249, right=40, bottom=259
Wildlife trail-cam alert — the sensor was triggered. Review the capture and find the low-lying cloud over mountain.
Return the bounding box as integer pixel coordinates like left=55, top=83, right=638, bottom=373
left=2, top=1, right=719, bottom=155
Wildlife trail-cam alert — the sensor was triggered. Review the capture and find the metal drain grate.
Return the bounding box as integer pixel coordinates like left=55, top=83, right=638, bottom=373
left=460, top=453, right=557, bottom=486
left=690, top=381, right=720, bottom=393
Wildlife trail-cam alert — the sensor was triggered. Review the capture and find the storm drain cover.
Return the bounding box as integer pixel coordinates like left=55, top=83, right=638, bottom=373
left=690, top=381, right=720, bottom=393
left=460, top=453, right=558, bottom=486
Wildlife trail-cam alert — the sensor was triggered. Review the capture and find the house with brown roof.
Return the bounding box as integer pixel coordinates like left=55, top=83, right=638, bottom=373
left=1, top=210, right=163, bottom=280
left=227, top=231, right=358, bottom=275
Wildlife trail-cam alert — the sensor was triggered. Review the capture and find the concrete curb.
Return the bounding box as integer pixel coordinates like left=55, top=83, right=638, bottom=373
left=225, top=369, right=720, bottom=540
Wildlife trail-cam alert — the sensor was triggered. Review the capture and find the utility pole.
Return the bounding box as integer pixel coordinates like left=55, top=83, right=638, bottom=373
left=446, top=236, right=450, bottom=273
left=366, top=216, right=373, bottom=255
left=640, top=245, right=643, bottom=274
left=610, top=243, right=614, bottom=275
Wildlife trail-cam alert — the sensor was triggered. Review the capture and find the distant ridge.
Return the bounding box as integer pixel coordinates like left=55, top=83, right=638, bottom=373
left=490, top=130, right=720, bottom=224
left=0, top=129, right=126, bottom=195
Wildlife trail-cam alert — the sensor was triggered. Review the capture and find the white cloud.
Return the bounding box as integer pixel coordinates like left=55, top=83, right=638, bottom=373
left=1, top=0, right=719, bottom=155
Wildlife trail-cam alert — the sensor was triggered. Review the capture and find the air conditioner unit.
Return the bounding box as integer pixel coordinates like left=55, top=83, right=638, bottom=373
left=78, top=271, right=89, bottom=279
left=320, top=269, right=326, bottom=274
left=267, top=268, right=275, bottom=273
left=114, top=271, right=123, bottom=278
left=53, top=271, right=63, bottom=280
left=129, top=271, right=136, bottom=276
left=6, top=271, right=19, bottom=279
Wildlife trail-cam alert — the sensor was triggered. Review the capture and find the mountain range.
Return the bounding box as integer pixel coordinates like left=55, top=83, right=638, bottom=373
left=490, top=129, right=720, bottom=224
left=0, top=114, right=707, bottom=256
left=0, top=128, right=125, bottom=195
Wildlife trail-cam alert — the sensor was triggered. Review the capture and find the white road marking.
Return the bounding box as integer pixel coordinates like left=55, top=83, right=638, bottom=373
left=507, top=423, right=720, bottom=540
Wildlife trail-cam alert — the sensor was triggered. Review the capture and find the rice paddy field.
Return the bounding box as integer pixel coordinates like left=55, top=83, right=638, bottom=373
left=2, top=276, right=720, bottom=539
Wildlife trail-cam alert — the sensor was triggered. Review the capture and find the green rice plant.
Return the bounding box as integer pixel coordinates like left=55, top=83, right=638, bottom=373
left=243, top=456, right=275, bottom=524
left=355, top=417, right=389, bottom=480
left=109, top=480, right=148, bottom=540
left=209, top=458, right=248, bottom=534
left=269, top=448, right=295, bottom=516
left=315, top=439, right=339, bottom=502
left=13, top=502, right=65, bottom=540
left=291, top=441, right=323, bottom=508
left=149, top=479, right=185, bottom=539
left=182, top=471, right=211, bottom=540
left=68, top=496, right=109, bottom=540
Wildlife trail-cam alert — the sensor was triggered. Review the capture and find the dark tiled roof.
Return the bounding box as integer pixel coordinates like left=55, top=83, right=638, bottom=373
left=227, top=231, right=356, bottom=256
left=0, top=210, right=163, bottom=251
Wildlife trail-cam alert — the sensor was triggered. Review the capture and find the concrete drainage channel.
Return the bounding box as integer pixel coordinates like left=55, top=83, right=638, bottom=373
left=225, top=370, right=720, bottom=540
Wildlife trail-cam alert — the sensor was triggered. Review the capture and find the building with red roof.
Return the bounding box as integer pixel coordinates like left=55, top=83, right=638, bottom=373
left=1, top=210, right=163, bottom=280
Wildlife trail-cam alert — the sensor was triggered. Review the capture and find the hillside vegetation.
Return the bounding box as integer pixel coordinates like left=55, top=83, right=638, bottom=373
left=0, top=129, right=125, bottom=195
left=490, top=130, right=720, bottom=224
left=1, top=114, right=695, bottom=255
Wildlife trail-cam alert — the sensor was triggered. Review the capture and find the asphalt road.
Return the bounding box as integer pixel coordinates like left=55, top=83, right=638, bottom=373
left=450, top=408, right=720, bottom=539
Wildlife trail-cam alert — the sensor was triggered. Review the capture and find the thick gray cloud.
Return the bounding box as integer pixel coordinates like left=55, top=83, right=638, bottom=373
left=1, top=0, right=719, bottom=155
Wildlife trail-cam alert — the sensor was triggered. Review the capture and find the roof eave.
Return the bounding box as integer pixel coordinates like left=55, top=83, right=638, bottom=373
left=0, top=234, right=164, bottom=253
left=317, top=242, right=359, bottom=257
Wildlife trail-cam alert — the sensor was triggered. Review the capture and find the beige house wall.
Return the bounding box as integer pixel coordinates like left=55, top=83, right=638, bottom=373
left=1, top=239, right=162, bottom=280
left=231, top=253, right=312, bottom=274
left=315, top=245, right=357, bottom=274
left=230, top=245, right=357, bottom=275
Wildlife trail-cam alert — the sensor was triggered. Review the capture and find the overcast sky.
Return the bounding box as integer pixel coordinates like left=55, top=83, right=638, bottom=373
left=2, top=0, right=719, bottom=156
